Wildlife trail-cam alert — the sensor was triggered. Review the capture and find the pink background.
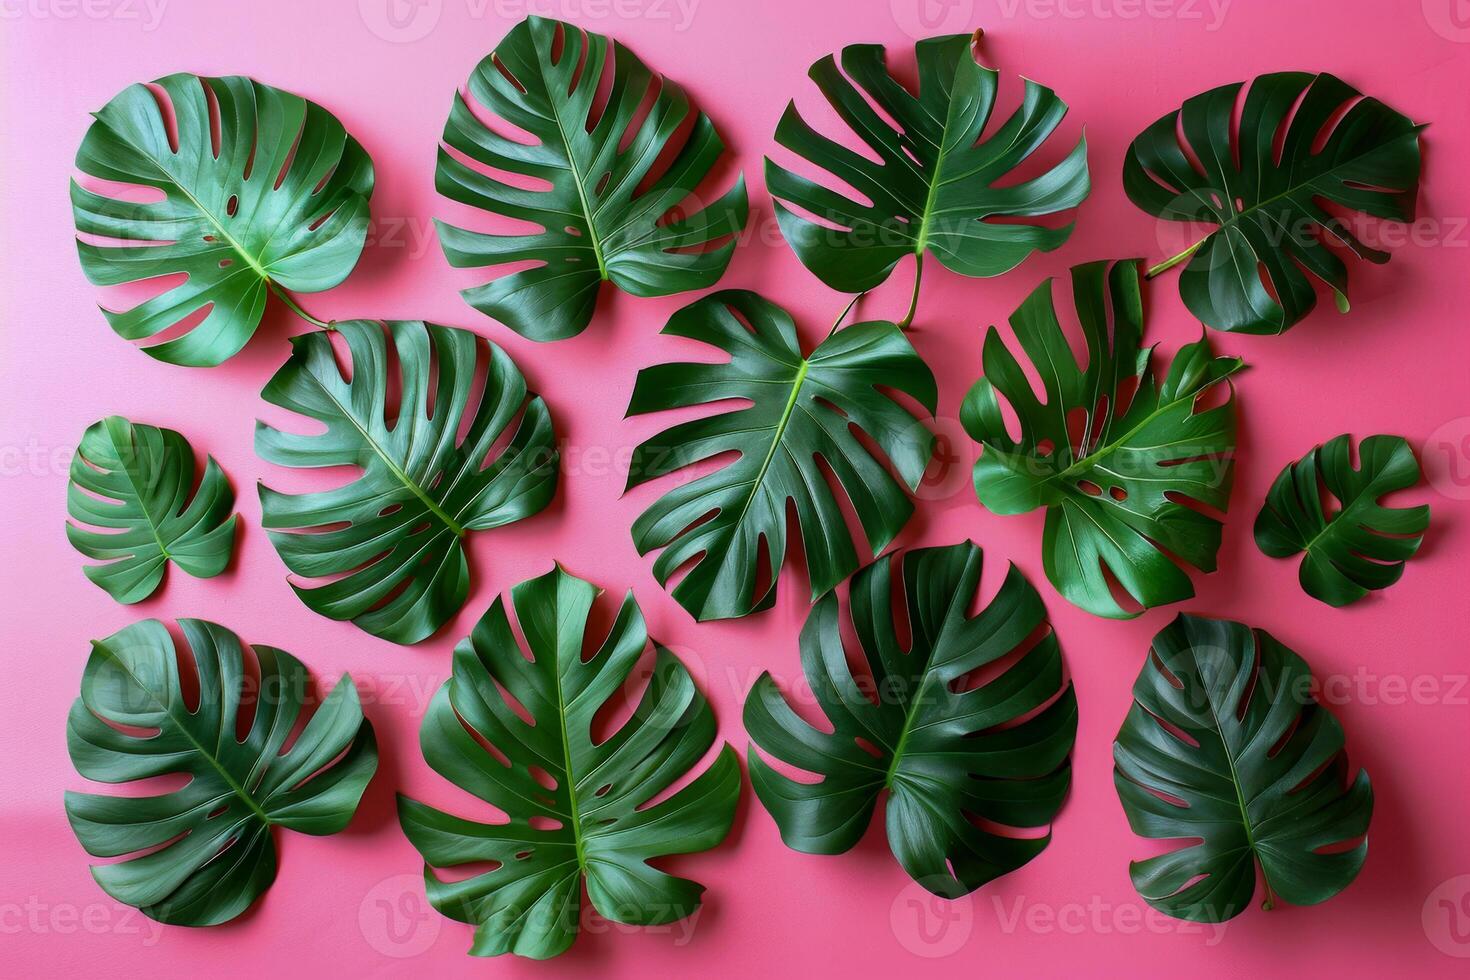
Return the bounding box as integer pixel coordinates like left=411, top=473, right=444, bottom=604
left=3, top=0, right=1468, bottom=975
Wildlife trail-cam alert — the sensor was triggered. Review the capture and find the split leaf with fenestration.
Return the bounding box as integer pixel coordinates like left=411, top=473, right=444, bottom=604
left=435, top=15, right=748, bottom=342
left=398, top=566, right=740, bottom=960
left=1113, top=614, right=1372, bottom=922
left=961, top=259, right=1243, bottom=619
left=256, top=319, right=558, bottom=644
left=1254, top=433, right=1429, bottom=607
left=745, top=541, right=1076, bottom=898
left=72, top=73, right=374, bottom=366
left=1126, top=71, right=1423, bottom=335
left=66, top=619, right=377, bottom=926
left=767, top=30, right=1088, bottom=323
left=625, top=289, right=937, bottom=622
left=66, top=416, right=238, bottom=603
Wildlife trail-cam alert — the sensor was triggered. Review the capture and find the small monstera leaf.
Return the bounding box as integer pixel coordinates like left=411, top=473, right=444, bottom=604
left=961, top=260, right=1243, bottom=619
left=256, top=320, right=558, bottom=644
left=1255, top=434, right=1429, bottom=607
left=766, top=30, right=1088, bottom=317
left=436, top=15, right=748, bottom=341
left=1114, top=614, right=1373, bottom=922
left=66, top=416, right=238, bottom=603
left=65, top=619, right=378, bottom=926
left=72, top=73, right=374, bottom=366
left=397, top=566, right=740, bottom=960
left=745, top=542, right=1077, bottom=898
left=1126, top=72, right=1423, bottom=335
left=625, top=289, right=937, bottom=622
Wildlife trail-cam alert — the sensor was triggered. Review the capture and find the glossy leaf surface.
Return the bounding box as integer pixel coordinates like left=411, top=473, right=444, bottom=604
left=72, top=73, right=374, bottom=365
left=398, top=566, right=739, bottom=959
left=1114, top=614, right=1372, bottom=922
left=66, top=416, right=237, bottom=603
left=66, top=619, right=377, bottom=925
left=625, top=289, right=937, bottom=621
left=256, top=320, right=558, bottom=644
left=745, top=542, right=1076, bottom=897
left=961, top=260, right=1242, bottom=618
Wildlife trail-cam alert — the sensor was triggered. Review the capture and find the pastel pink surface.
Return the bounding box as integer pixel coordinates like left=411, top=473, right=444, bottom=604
left=2, top=0, right=1468, bottom=975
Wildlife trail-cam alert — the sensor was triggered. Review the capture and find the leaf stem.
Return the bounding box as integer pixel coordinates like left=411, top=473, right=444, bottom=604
left=269, top=283, right=335, bottom=330
left=897, top=253, right=924, bottom=330
left=1145, top=240, right=1204, bottom=279
left=826, top=291, right=866, bottom=339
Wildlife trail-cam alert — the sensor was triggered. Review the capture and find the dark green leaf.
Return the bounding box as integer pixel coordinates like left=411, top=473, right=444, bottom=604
left=66, top=416, right=237, bottom=603
left=72, top=74, right=374, bottom=365
left=65, top=619, right=377, bottom=926
left=256, top=320, right=558, bottom=644
left=397, top=566, right=740, bottom=959
left=1125, top=71, right=1422, bottom=335
left=436, top=15, right=748, bottom=341
left=766, top=31, right=1087, bottom=301
left=625, top=289, right=937, bottom=621
left=961, top=260, right=1243, bottom=619
left=1113, top=614, right=1372, bottom=922
left=1254, top=434, right=1429, bottom=606
left=745, top=542, right=1076, bottom=898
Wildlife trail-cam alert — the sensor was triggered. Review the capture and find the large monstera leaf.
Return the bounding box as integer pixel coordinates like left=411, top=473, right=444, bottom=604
left=397, top=566, right=740, bottom=960
left=745, top=542, right=1077, bottom=898
left=436, top=15, right=748, bottom=341
left=961, top=260, right=1243, bottom=619
left=1255, top=434, right=1429, bottom=607
left=767, top=30, right=1088, bottom=320
left=65, top=619, right=377, bottom=926
left=72, top=73, right=374, bottom=366
left=625, top=289, right=937, bottom=622
left=1113, top=614, right=1373, bottom=922
left=1126, top=71, right=1422, bottom=335
left=256, top=320, right=558, bottom=644
left=66, top=416, right=238, bottom=603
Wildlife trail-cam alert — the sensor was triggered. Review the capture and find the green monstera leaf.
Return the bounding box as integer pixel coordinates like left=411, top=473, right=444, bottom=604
left=1126, top=71, right=1423, bottom=335
left=1254, top=434, right=1429, bottom=607
left=767, top=30, right=1088, bottom=325
left=961, top=260, right=1243, bottom=619
left=625, top=289, right=937, bottom=622
left=256, top=320, right=558, bottom=644
left=65, top=619, right=377, bottom=926
left=745, top=542, right=1077, bottom=898
left=1113, top=614, right=1373, bottom=922
left=72, top=73, right=374, bottom=366
left=66, top=416, right=238, bottom=603
left=398, top=566, right=740, bottom=960
left=435, top=15, right=748, bottom=342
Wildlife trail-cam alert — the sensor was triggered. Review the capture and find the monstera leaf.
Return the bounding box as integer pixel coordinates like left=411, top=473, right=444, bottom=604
left=745, top=542, right=1077, bottom=898
left=65, top=619, right=377, bottom=926
left=767, top=30, right=1088, bottom=324
left=256, top=320, right=558, bottom=644
left=1255, top=434, right=1429, bottom=607
left=435, top=15, right=748, bottom=341
left=1113, top=614, right=1373, bottom=922
left=66, top=416, right=238, bottom=603
left=1125, top=71, right=1423, bottom=335
left=961, top=260, right=1243, bottom=619
left=72, top=73, right=374, bottom=365
left=398, top=566, right=740, bottom=959
left=625, top=289, right=937, bottom=621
